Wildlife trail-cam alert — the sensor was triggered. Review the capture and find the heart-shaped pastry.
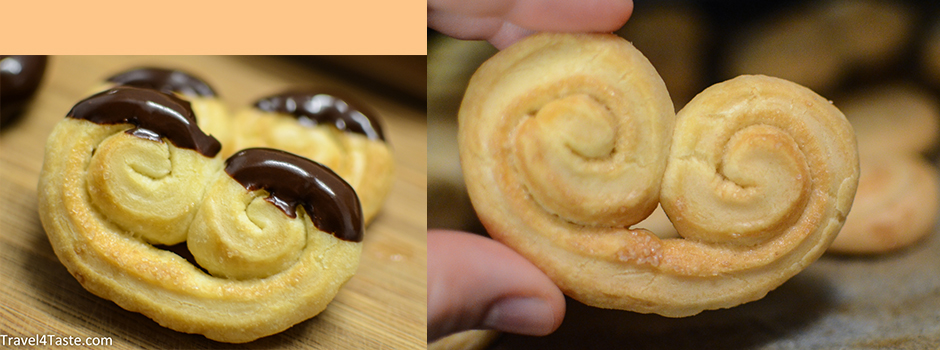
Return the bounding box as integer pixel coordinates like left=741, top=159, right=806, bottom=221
left=38, top=86, right=365, bottom=343
left=458, top=33, right=859, bottom=317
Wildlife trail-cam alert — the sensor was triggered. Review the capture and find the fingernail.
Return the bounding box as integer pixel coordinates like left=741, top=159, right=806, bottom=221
left=482, top=297, right=556, bottom=336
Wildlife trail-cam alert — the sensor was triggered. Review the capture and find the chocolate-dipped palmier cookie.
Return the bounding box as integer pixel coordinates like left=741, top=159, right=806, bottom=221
left=227, top=89, right=394, bottom=223
left=1, top=55, right=48, bottom=125
left=38, top=87, right=363, bottom=343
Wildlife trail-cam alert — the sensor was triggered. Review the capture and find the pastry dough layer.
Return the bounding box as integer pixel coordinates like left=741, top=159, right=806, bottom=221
left=459, top=33, right=859, bottom=317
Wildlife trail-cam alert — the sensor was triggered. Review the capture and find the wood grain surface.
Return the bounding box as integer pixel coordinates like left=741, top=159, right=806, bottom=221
left=0, top=56, right=427, bottom=349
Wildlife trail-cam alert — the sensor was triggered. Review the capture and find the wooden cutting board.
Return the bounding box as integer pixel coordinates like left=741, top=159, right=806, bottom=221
left=0, top=56, right=427, bottom=349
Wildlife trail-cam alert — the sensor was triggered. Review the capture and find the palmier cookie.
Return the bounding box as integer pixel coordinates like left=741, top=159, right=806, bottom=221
left=829, top=154, right=939, bottom=254
left=725, top=8, right=843, bottom=93
left=95, top=67, right=232, bottom=147
left=1, top=55, right=48, bottom=125
left=227, top=89, right=394, bottom=223
left=38, top=86, right=363, bottom=343
left=827, top=84, right=940, bottom=254
left=819, top=0, right=914, bottom=72
left=459, top=33, right=859, bottom=317
left=838, top=84, right=939, bottom=156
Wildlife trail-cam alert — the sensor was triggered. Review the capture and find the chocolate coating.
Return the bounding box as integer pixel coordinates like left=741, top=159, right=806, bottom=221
left=1, top=55, right=48, bottom=125
left=107, top=67, right=216, bottom=97
left=67, top=87, right=221, bottom=157
left=224, top=148, right=363, bottom=242
left=254, top=89, right=386, bottom=141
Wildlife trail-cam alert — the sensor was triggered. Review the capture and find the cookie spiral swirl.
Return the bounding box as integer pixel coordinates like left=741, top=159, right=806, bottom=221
left=459, top=33, right=859, bottom=317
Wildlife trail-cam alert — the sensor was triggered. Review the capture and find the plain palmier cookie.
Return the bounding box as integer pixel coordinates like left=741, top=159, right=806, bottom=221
left=459, top=33, right=859, bottom=317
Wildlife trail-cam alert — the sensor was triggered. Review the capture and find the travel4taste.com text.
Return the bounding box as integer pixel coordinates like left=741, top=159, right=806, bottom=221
left=1, top=333, right=113, bottom=346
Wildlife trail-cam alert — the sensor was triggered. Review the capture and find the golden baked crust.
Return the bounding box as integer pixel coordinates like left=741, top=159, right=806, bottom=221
left=459, top=33, right=859, bottom=317
left=38, top=97, right=361, bottom=342
left=227, top=100, right=394, bottom=224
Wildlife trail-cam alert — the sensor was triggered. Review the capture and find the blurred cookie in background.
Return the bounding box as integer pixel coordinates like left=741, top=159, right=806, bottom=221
left=1, top=55, right=48, bottom=126
left=724, top=5, right=844, bottom=94
left=820, top=0, right=914, bottom=73
left=617, top=2, right=709, bottom=110
left=723, top=0, right=915, bottom=94
left=828, top=83, right=940, bottom=254
left=829, top=155, right=939, bottom=254
left=838, top=83, right=939, bottom=156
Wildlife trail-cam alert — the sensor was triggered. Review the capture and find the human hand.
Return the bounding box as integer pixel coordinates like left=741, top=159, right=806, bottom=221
left=427, top=0, right=634, bottom=49
left=428, top=230, right=566, bottom=342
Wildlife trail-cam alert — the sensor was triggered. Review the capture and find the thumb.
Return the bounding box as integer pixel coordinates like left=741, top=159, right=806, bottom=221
left=428, top=230, right=566, bottom=342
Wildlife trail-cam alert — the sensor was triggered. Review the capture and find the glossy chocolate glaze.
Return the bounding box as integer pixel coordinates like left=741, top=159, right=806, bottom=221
left=254, top=89, right=386, bottom=141
left=224, top=148, right=363, bottom=242
left=107, top=67, right=216, bottom=97
left=67, top=87, right=221, bottom=157
left=1, top=55, right=48, bottom=125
